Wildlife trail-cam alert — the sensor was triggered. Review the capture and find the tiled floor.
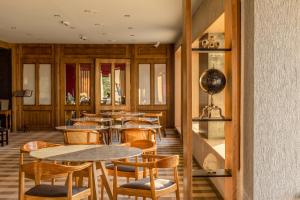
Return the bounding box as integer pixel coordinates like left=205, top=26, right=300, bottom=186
left=0, top=130, right=222, bottom=200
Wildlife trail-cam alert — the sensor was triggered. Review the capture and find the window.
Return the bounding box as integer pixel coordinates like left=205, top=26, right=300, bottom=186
left=96, top=59, right=130, bottom=111
left=23, top=63, right=52, bottom=105
left=100, top=63, right=112, bottom=105
left=138, top=64, right=151, bottom=105
left=39, top=64, right=51, bottom=105
left=65, top=64, right=76, bottom=105
left=138, top=63, right=167, bottom=105
left=23, top=64, right=35, bottom=105
left=79, top=64, right=91, bottom=105
left=114, top=63, right=126, bottom=105
left=154, top=64, right=166, bottom=104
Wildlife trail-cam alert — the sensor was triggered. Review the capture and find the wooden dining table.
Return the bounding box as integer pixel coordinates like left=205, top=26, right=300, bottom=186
left=56, top=125, right=111, bottom=144
left=71, top=117, right=113, bottom=124
left=30, top=145, right=142, bottom=200
left=100, top=111, right=145, bottom=118
left=110, top=124, right=162, bottom=130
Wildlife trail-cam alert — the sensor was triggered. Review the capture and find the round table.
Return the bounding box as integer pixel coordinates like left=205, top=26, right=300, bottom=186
left=56, top=125, right=109, bottom=132
left=56, top=125, right=111, bottom=144
left=100, top=111, right=145, bottom=117
left=71, top=117, right=113, bottom=124
left=110, top=124, right=162, bottom=130
left=115, top=117, right=158, bottom=124
left=30, top=145, right=142, bottom=200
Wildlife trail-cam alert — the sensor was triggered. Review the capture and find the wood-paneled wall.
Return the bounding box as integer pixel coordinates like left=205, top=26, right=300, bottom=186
left=11, top=43, right=175, bottom=130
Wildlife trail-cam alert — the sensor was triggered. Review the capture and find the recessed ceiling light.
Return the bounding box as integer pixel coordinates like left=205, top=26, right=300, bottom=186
left=130, top=34, right=135, bottom=37
left=84, top=9, right=98, bottom=14
left=124, top=14, right=131, bottom=18
left=94, top=23, right=104, bottom=27
left=10, top=26, right=17, bottom=30
left=70, top=26, right=76, bottom=29
left=128, top=27, right=133, bottom=30
left=60, top=20, right=70, bottom=26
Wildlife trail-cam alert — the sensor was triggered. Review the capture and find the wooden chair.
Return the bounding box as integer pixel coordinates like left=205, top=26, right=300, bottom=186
left=73, top=121, right=99, bottom=126
left=63, top=130, right=104, bottom=145
left=144, top=112, right=163, bottom=140
left=120, top=128, right=156, bottom=143
left=112, top=155, right=180, bottom=200
left=82, top=112, right=100, bottom=118
left=124, top=119, right=153, bottom=126
left=20, top=141, right=61, bottom=165
left=19, top=161, right=93, bottom=200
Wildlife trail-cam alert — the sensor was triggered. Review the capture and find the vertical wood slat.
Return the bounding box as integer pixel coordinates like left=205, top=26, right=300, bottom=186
left=224, top=0, right=241, bottom=199
left=181, top=0, right=193, bottom=199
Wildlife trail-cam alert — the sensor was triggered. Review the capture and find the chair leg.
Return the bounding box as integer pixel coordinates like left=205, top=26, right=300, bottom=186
left=176, top=189, right=180, bottom=200
left=158, top=128, right=162, bottom=141
left=101, top=177, right=104, bottom=200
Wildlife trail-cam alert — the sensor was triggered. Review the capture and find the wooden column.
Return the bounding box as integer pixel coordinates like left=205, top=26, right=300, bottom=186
left=181, top=0, right=193, bottom=199
left=224, top=0, right=241, bottom=199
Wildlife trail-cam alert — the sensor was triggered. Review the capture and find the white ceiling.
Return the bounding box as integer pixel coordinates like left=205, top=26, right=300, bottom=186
left=0, top=0, right=203, bottom=44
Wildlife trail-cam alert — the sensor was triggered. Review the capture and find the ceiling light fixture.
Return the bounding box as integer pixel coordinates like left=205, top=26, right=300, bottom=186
left=124, top=14, right=131, bottom=18
left=70, top=26, right=76, bottom=29
left=128, top=27, right=133, bottom=30
left=79, top=35, right=87, bottom=41
left=10, top=26, right=17, bottom=30
left=130, top=34, right=135, bottom=37
left=53, top=14, right=62, bottom=18
left=60, top=20, right=70, bottom=26
left=153, top=41, right=160, bottom=48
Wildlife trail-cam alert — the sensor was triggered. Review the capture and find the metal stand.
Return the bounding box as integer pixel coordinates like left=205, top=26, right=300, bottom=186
left=200, top=95, right=225, bottom=119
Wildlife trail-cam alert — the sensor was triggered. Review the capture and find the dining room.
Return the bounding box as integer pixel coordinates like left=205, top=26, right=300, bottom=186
left=2, top=0, right=297, bottom=199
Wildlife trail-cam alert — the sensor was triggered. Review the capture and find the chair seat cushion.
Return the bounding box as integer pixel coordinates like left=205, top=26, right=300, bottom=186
left=120, top=178, right=175, bottom=190
left=25, top=184, right=87, bottom=197
left=105, top=164, right=142, bottom=172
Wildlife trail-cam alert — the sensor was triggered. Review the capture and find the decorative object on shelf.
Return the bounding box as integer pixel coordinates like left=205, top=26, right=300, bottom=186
left=200, top=35, right=220, bottom=49
left=199, top=68, right=226, bottom=119
left=14, top=89, right=32, bottom=97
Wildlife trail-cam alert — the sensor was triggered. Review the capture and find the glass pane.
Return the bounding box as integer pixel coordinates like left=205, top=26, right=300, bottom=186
left=65, top=64, right=76, bottom=105
left=154, top=64, right=167, bottom=104
left=65, top=110, right=76, bottom=125
left=79, top=64, right=91, bottom=105
left=100, top=63, right=112, bottom=105
left=138, top=64, right=151, bottom=105
left=23, top=64, right=35, bottom=105
left=39, top=64, right=51, bottom=105
left=114, top=63, right=126, bottom=105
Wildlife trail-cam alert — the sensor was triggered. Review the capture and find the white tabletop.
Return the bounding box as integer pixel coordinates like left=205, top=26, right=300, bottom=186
left=110, top=124, right=162, bottom=130
left=56, top=125, right=109, bottom=131
left=30, top=145, right=142, bottom=162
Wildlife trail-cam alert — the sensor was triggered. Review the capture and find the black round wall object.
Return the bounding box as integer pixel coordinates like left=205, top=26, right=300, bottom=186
left=199, top=68, right=226, bottom=95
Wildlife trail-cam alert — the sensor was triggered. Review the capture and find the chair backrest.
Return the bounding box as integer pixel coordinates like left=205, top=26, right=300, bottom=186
left=124, top=119, right=153, bottom=125
left=156, top=155, right=179, bottom=169
left=82, top=112, right=100, bottom=118
left=20, top=141, right=60, bottom=154
left=21, top=162, right=90, bottom=181
left=143, top=112, right=163, bottom=118
left=129, top=140, right=156, bottom=153
left=64, top=130, right=102, bottom=145
left=73, top=121, right=99, bottom=126
left=121, top=128, right=156, bottom=143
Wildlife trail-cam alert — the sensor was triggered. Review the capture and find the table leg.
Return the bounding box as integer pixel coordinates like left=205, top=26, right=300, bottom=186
left=92, top=162, right=100, bottom=200
left=99, top=161, right=113, bottom=200
left=5, top=114, right=8, bottom=130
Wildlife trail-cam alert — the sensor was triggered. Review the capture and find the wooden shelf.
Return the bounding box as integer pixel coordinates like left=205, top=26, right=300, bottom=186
left=192, top=169, right=232, bottom=178
left=192, top=117, right=232, bottom=122
left=192, top=48, right=232, bottom=53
